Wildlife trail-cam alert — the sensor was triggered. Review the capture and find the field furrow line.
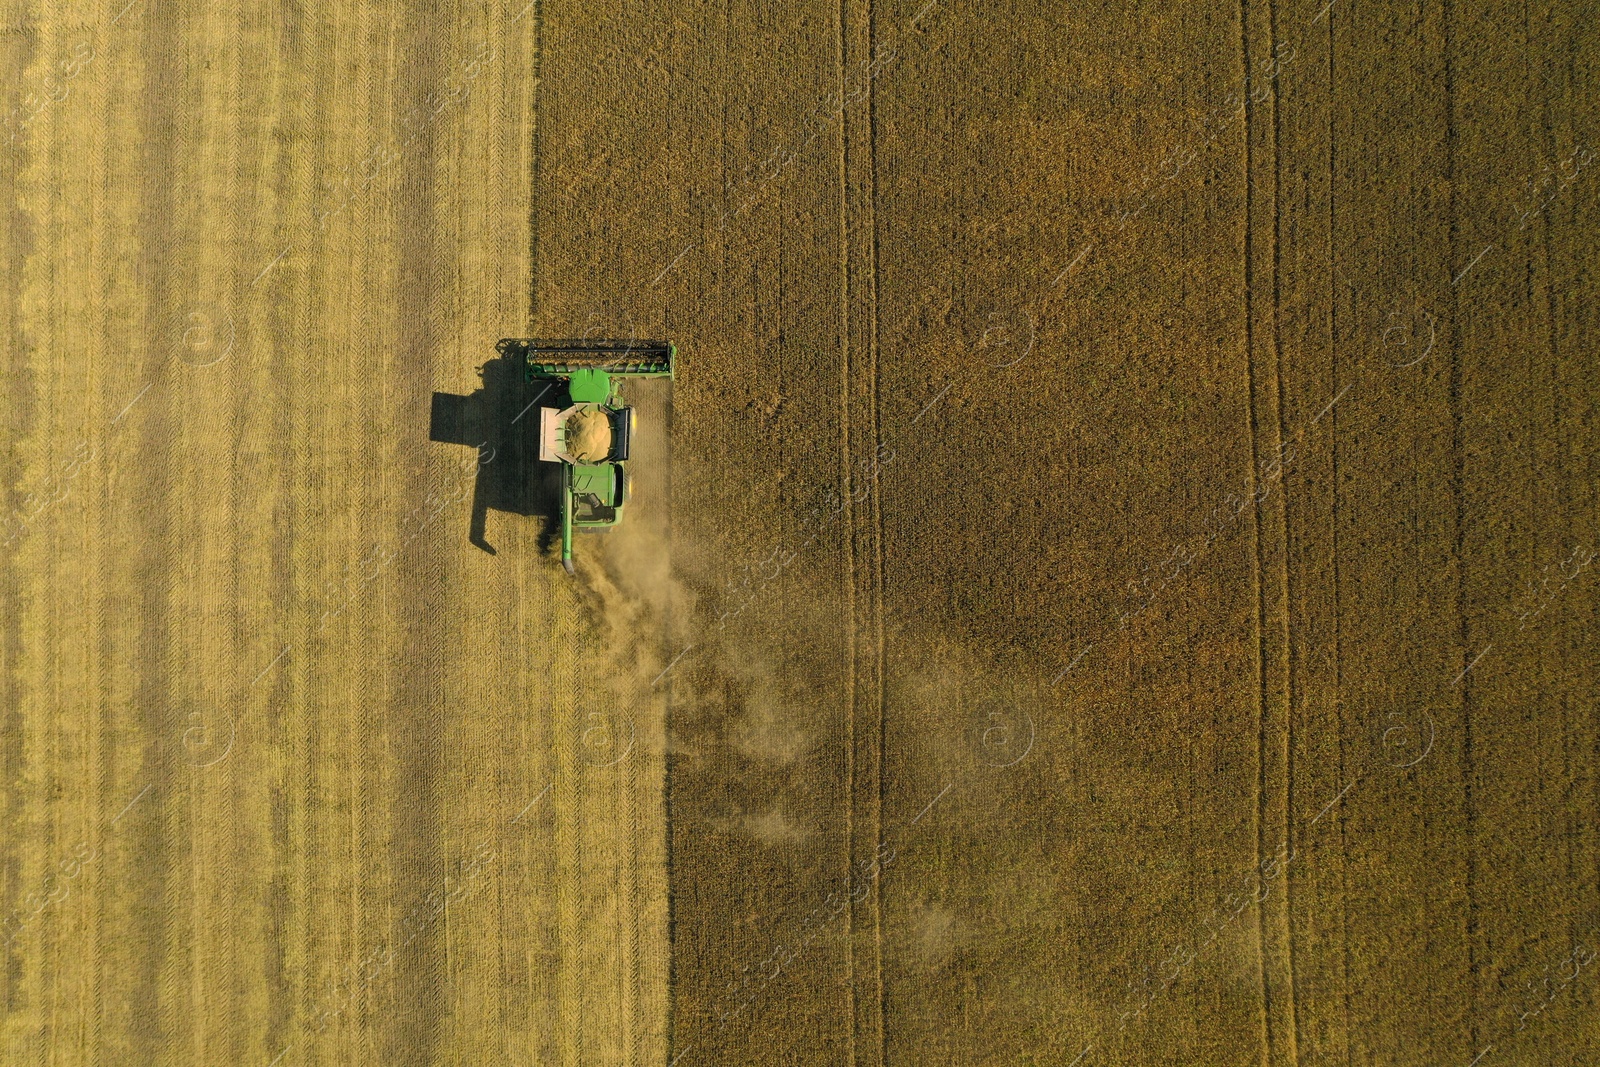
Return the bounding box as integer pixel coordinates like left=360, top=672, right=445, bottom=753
left=1438, top=0, right=1485, bottom=1053
left=1326, top=16, right=1356, bottom=1065
left=864, top=0, right=887, bottom=1061
left=833, top=0, right=861, bottom=1062
left=1236, top=0, right=1277, bottom=1063
left=1263, top=0, right=1302, bottom=1060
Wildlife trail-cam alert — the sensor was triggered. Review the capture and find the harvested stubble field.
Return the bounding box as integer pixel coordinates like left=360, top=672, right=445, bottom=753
left=2, top=0, right=1597, bottom=1064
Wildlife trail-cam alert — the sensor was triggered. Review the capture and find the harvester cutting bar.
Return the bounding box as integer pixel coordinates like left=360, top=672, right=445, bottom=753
left=497, top=338, right=675, bottom=377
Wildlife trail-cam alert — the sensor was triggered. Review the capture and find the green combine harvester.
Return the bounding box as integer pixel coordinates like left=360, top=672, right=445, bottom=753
left=495, top=337, right=676, bottom=573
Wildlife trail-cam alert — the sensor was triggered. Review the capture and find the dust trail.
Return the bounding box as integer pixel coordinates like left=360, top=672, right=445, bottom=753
left=569, top=529, right=682, bottom=699
left=561, top=378, right=834, bottom=852
left=566, top=381, right=689, bottom=704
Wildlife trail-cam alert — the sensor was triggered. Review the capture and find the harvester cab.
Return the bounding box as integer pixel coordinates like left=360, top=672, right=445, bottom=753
left=495, top=338, right=675, bottom=573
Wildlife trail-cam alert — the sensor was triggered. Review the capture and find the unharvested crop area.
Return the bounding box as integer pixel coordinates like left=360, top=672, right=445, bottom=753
left=3, top=0, right=1597, bottom=1064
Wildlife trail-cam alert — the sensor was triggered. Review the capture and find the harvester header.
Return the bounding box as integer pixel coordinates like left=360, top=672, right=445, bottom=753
left=496, top=338, right=675, bottom=378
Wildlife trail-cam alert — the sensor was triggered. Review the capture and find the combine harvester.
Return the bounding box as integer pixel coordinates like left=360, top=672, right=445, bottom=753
left=496, top=337, right=676, bottom=573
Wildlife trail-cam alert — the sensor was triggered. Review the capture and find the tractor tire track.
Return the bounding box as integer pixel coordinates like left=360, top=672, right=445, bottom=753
left=1237, top=0, right=1274, bottom=1061
left=831, top=0, right=859, bottom=1059
left=837, top=0, right=888, bottom=1062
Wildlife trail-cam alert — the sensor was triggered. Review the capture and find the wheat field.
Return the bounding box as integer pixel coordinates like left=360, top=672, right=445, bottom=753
left=4, top=0, right=1598, bottom=1065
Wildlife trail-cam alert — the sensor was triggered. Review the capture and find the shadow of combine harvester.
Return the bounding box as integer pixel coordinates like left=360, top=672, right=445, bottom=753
left=428, top=349, right=561, bottom=554
left=429, top=338, right=675, bottom=563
